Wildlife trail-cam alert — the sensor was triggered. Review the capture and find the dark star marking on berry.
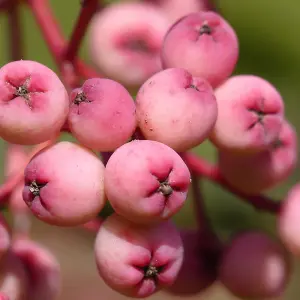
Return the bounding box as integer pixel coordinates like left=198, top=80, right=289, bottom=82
left=199, top=24, right=212, bottom=35
left=29, top=180, right=47, bottom=197
left=73, top=91, right=91, bottom=105
left=157, top=181, right=173, bottom=196
left=188, top=84, right=199, bottom=91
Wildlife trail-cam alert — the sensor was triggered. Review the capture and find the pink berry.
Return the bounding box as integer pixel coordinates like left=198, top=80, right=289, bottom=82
left=94, top=213, right=183, bottom=298
left=136, top=68, right=217, bottom=152
left=68, top=78, right=137, bottom=151
left=12, top=238, right=61, bottom=300
left=147, top=0, right=213, bottom=23
left=88, top=1, right=170, bottom=86
left=278, top=184, right=300, bottom=256
left=167, top=229, right=221, bottom=295
left=0, top=251, right=29, bottom=300
left=219, top=231, right=290, bottom=299
left=211, top=75, right=285, bottom=153
left=104, top=140, right=191, bottom=224
left=161, top=11, right=239, bottom=88
left=218, top=120, right=297, bottom=194
left=0, top=60, right=69, bottom=145
left=23, top=141, right=106, bottom=226
left=0, top=293, right=9, bottom=300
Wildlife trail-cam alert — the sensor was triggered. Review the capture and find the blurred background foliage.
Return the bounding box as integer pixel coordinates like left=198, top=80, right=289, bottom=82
left=0, top=0, right=299, bottom=299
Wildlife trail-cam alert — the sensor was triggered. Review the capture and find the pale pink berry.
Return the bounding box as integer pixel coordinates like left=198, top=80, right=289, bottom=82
left=88, top=1, right=170, bottom=86
left=94, top=213, right=184, bottom=298
left=0, top=251, right=29, bottom=300
left=219, top=231, right=291, bottom=299
left=211, top=75, right=285, bottom=153
left=0, top=60, right=69, bottom=145
left=218, top=120, right=297, bottom=194
left=136, top=68, right=217, bottom=152
left=12, top=238, right=61, bottom=300
left=104, top=140, right=191, bottom=224
left=161, top=11, right=239, bottom=87
left=68, top=78, right=136, bottom=151
left=23, top=141, right=106, bottom=226
left=278, top=184, right=300, bottom=257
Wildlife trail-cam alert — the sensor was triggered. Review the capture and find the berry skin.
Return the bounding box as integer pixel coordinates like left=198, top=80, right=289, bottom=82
left=68, top=78, right=137, bottom=151
left=146, top=0, right=213, bottom=23
left=0, top=251, right=29, bottom=300
left=211, top=75, right=285, bottom=153
left=0, top=60, right=69, bottom=145
left=166, top=229, right=221, bottom=295
left=161, top=11, right=239, bottom=88
left=278, top=184, right=300, bottom=256
left=94, top=213, right=184, bottom=298
left=135, top=68, right=218, bottom=152
left=218, top=120, right=297, bottom=194
left=23, top=141, right=106, bottom=226
left=12, top=237, right=61, bottom=300
left=104, top=140, right=191, bottom=224
left=219, top=231, right=291, bottom=299
left=88, top=1, right=170, bottom=87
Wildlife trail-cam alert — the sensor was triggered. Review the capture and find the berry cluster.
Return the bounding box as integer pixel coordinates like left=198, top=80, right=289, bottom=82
left=0, top=0, right=298, bottom=299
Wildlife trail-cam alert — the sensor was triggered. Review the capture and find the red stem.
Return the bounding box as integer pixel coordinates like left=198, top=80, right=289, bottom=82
left=64, top=0, right=99, bottom=63
left=182, top=152, right=281, bottom=214
left=26, top=0, right=102, bottom=86
left=26, top=0, right=65, bottom=65
left=191, top=173, right=212, bottom=233
left=7, top=0, right=23, bottom=60
left=0, top=0, right=9, bottom=11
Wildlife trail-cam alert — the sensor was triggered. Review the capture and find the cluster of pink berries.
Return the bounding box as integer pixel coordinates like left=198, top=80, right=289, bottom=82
left=0, top=0, right=298, bottom=299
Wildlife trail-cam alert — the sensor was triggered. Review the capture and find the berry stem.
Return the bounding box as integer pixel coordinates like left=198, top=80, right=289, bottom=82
left=0, top=0, right=9, bottom=11
left=206, top=0, right=218, bottom=11
left=64, top=0, right=100, bottom=63
left=26, top=0, right=65, bottom=65
left=25, top=0, right=102, bottom=86
left=182, top=152, right=281, bottom=214
left=7, top=0, right=23, bottom=61
left=191, top=173, right=212, bottom=233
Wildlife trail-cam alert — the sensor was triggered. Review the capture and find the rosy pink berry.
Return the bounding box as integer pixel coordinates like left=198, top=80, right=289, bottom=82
left=104, top=140, right=191, bottom=224
left=94, top=213, right=183, bottom=298
left=218, top=120, right=297, bottom=194
left=23, top=141, right=106, bottom=226
left=161, top=11, right=239, bottom=88
left=88, top=1, right=170, bottom=86
left=219, top=231, right=290, bottom=299
left=136, top=68, right=217, bottom=152
left=278, top=184, right=300, bottom=257
left=12, top=237, right=61, bottom=300
left=0, top=60, right=69, bottom=145
left=211, top=75, right=285, bottom=153
left=68, top=78, right=136, bottom=151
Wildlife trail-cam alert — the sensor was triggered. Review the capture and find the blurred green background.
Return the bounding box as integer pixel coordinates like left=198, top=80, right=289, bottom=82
left=0, top=0, right=299, bottom=299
